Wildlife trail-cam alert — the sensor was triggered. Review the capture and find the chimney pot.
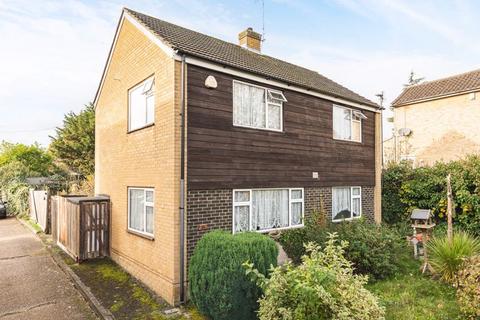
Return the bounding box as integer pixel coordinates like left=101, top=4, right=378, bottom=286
left=238, top=27, right=262, bottom=52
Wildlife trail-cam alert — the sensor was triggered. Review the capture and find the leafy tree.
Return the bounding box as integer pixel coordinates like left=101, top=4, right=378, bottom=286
left=0, top=141, right=53, bottom=176
left=49, top=103, right=95, bottom=176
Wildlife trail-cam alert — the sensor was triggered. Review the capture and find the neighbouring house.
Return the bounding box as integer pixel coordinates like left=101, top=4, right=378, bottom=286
left=94, top=8, right=382, bottom=305
left=386, top=69, right=480, bottom=166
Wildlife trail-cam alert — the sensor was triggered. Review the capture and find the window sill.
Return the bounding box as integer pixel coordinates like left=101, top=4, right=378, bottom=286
left=127, top=228, right=155, bottom=240
left=234, top=224, right=304, bottom=234
left=233, top=124, right=284, bottom=134
left=333, top=137, right=362, bottom=144
left=332, top=216, right=362, bottom=223
left=127, top=123, right=155, bottom=134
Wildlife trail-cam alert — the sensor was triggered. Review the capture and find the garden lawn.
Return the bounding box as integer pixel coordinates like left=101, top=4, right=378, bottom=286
left=367, top=261, right=461, bottom=320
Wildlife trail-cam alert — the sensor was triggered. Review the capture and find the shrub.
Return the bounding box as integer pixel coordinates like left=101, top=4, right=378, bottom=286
left=427, top=232, right=480, bottom=283
left=279, top=220, right=408, bottom=280
left=189, top=230, right=278, bottom=320
left=382, top=156, right=480, bottom=236
left=244, top=233, right=385, bottom=320
left=457, top=255, right=480, bottom=318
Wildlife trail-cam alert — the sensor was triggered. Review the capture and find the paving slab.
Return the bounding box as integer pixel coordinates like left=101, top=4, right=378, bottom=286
left=0, top=218, right=97, bottom=320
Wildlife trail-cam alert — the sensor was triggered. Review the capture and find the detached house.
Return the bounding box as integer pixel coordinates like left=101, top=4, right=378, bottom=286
left=387, top=69, right=480, bottom=166
left=94, top=8, right=382, bottom=305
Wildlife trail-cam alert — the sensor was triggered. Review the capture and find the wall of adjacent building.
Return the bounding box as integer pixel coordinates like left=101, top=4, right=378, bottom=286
left=392, top=92, right=480, bottom=166
left=95, top=18, right=182, bottom=305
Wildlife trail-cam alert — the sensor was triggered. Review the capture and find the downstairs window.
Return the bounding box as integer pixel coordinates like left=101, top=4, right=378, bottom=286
left=332, top=186, right=361, bottom=222
left=128, top=187, right=154, bottom=236
left=233, top=188, right=303, bottom=233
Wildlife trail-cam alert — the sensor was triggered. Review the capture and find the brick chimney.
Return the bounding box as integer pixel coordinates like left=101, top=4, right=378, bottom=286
left=238, top=28, right=262, bottom=52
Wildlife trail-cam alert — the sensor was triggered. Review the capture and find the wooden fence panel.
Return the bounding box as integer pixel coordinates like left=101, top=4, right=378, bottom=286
left=52, top=195, right=110, bottom=262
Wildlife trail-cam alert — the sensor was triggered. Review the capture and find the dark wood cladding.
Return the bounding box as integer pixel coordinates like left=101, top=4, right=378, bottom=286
left=186, top=65, right=376, bottom=190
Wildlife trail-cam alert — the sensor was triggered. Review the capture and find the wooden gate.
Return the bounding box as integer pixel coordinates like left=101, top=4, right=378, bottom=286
left=29, top=189, right=50, bottom=233
left=52, top=195, right=110, bottom=262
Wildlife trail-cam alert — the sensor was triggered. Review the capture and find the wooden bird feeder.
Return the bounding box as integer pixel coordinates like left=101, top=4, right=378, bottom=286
left=410, top=209, right=435, bottom=273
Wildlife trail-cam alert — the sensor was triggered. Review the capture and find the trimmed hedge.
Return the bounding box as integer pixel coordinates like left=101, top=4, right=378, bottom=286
left=189, top=230, right=278, bottom=320
left=279, top=219, right=409, bottom=280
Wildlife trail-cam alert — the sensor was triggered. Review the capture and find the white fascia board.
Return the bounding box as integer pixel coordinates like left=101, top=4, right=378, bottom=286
left=93, top=10, right=179, bottom=107
left=180, top=56, right=380, bottom=113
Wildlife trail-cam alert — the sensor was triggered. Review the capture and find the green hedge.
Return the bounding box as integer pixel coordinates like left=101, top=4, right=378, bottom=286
left=279, top=219, right=409, bottom=280
left=189, top=230, right=278, bottom=320
left=382, top=156, right=480, bottom=236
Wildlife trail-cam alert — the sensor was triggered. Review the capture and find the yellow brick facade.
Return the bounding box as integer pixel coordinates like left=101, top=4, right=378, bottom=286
left=95, top=18, right=182, bottom=305
left=389, top=92, right=480, bottom=166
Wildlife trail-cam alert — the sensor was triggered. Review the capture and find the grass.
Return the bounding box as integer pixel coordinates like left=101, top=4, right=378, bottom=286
left=367, top=259, right=462, bottom=320
left=68, top=257, right=207, bottom=320
left=22, top=216, right=43, bottom=233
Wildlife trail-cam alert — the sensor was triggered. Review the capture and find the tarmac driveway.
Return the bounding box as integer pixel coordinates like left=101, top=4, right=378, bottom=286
left=0, top=218, right=97, bottom=320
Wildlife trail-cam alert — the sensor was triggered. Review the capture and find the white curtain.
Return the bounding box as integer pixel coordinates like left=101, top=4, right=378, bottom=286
left=291, top=202, right=302, bottom=225
left=352, top=198, right=361, bottom=218
left=129, top=189, right=145, bottom=232
left=233, top=82, right=266, bottom=128
left=146, top=206, right=154, bottom=234
left=332, top=188, right=351, bottom=220
left=252, top=189, right=289, bottom=230
left=267, top=104, right=281, bottom=130
left=234, top=205, right=250, bottom=232
left=333, top=106, right=351, bottom=140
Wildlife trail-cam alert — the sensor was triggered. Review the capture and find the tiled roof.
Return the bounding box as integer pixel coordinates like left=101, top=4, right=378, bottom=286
left=125, top=8, right=378, bottom=108
left=392, top=69, right=480, bottom=107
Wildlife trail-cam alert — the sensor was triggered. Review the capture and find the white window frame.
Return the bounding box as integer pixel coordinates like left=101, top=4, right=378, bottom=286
left=127, top=187, right=155, bottom=237
left=232, top=187, right=304, bottom=233
left=331, top=186, right=362, bottom=222
left=232, top=80, right=286, bottom=132
left=332, top=104, right=364, bottom=143
left=128, top=76, right=155, bottom=132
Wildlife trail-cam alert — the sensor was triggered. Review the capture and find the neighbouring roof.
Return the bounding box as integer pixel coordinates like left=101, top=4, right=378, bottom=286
left=124, top=8, right=378, bottom=108
left=392, top=69, right=480, bottom=107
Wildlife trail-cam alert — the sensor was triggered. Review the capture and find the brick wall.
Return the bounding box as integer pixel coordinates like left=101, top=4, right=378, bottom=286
left=186, top=186, right=375, bottom=263
left=186, top=189, right=232, bottom=260
left=95, top=17, right=182, bottom=305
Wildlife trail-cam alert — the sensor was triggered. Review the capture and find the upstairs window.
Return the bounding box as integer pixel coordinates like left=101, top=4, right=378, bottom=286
left=128, top=76, right=155, bottom=131
left=333, top=105, right=366, bottom=142
left=233, top=81, right=286, bottom=131
left=332, top=187, right=361, bottom=222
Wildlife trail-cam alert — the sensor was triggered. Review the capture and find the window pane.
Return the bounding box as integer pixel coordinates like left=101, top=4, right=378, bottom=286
left=129, top=86, right=146, bottom=130
left=146, top=206, right=154, bottom=234
left=333, top=106, right=351, bottom=140
left=234, top=205, right=250, bottom=232
left=146, top=95, right=155, bottom=124
left=252, top=189, right=289, bottom=231
left=352, top=120, right=361, bottom=141
left=352, top=187, right=361, bottom=196
left=142, top=78, right=154, bottom=94
left=352, top=198, right=361, bottom=218
left=129, top=189, right=145, bottom=232
left=291, top=190, right=302, bottom=200
left=146, top=190, right=154, bottom=202
left=267, top=104, right=281, bottom=130
left=233, top=82, right=266, bottom=128
left=332, top=188, right=351, bottom=220
left=291, top=202, right=303, bottom=226
left=234, top=191, right=250, bottom=202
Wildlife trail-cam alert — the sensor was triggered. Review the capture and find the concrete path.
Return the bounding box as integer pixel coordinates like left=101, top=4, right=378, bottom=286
left=0, top=218, right=97, bottom=320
